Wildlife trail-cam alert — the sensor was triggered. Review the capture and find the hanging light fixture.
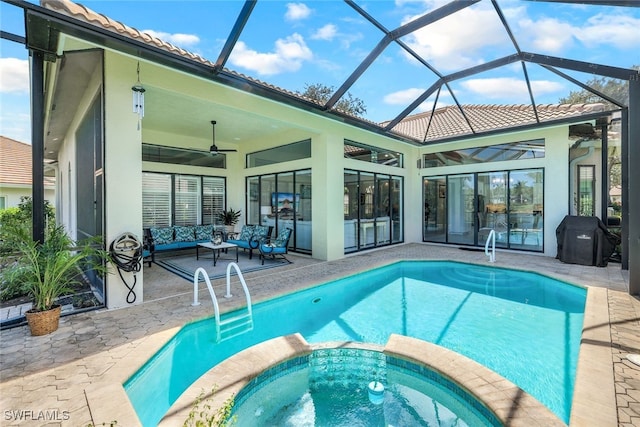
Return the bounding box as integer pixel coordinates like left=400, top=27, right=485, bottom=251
left=132, top=62, right=145, bottom=130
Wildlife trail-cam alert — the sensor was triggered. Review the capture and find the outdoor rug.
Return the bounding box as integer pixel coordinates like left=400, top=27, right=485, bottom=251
left=153, top=249, right=289, bottom=282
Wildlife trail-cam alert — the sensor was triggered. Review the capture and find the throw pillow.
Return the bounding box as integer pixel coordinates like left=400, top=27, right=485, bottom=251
left=195, top=224, right=214, bottom=240
left=238, top=225, right=254, bottom=241
left=274, top=228, right=291, bottom=247
left=253, top=225, right=270, bottom=242
left=150, top=227, right=173, bottom=245
left=174, top=226, right=195, bottom=242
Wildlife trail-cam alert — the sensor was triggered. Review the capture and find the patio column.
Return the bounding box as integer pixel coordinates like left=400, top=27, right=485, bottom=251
left=628, top=78, right=639, bottom=295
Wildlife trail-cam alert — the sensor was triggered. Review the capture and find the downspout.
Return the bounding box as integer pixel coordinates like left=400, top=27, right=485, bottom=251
left=569, top=140, right=596, bottom=216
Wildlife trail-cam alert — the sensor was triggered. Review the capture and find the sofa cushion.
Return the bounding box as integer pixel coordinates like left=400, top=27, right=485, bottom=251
left=194, top=224, right=214, bottom=240
left=174, top=226, right=195, bottom=242
left=150, top=227, right=173, bottom=245
left=238, top=225, right=254, bottom=241
left=253, top=225, right=270, bottom=242
left=273, top=228, right=291, bottom=247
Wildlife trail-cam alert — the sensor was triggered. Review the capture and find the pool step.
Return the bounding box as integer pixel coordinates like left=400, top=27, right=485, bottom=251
left=192, top=262, right=254, bottom=343
left=219, top=312, right=253, bottom=341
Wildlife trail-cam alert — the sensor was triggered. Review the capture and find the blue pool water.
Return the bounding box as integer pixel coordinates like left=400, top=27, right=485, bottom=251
left=125, top=261, right=586, bottom=426
left=231, top=348, right=502, bottom=427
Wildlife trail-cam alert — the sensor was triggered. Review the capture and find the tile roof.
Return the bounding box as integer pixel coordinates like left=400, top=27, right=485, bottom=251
left=0, top=136, right=33, bottom=186
left=40, top=0, right=328, bottom=109
left=384, top=103, right=607, bottom=143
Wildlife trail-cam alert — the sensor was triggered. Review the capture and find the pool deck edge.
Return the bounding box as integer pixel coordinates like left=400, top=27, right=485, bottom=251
left=570, top=287, right=617, bottom=427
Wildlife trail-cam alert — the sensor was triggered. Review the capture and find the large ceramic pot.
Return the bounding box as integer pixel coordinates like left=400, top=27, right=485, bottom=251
left=25, top=305, right=62, bottom=336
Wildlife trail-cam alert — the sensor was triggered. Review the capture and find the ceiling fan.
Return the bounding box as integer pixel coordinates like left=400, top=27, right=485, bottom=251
left=209, top=120, right=237, bottom=155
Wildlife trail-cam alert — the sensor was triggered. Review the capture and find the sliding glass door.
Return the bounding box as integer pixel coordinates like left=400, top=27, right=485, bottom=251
left=423, top=169, right=543, bottom=252
left=424, top=176, right=446, bottom=242
left=344, top=170, right=403, bottom=253
left=246, top=170, right=312, bottom=255
left=447, top=174, right=475, bottom=245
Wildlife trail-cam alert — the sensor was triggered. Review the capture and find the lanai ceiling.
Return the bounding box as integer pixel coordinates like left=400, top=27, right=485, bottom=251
left=4, top=0, right=640, bottom=151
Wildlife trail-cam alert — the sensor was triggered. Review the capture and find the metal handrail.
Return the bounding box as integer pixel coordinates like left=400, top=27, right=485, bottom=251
left=484, top=229, right=496, bottom=263
left=192, top=263, right=253, bottom=341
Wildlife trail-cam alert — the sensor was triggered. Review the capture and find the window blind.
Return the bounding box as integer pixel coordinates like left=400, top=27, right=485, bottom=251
left=142, top=172, right=171, bottom=228
left=174, top=175, right=200, bottom=226
left=203, top=177, right=225, bottom=225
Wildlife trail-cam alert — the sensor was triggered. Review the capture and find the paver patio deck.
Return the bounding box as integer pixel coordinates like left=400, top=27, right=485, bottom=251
left=0, top=243, right=638, bottom=426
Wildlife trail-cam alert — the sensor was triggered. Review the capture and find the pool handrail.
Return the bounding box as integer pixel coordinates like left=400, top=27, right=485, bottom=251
left=191, top=263, right=253, bottom=341
left=484, top=229, right=496, bottom=263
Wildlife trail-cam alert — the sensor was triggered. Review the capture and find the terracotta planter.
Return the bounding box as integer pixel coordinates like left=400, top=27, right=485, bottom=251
left=25, top=305, right=61, bottom=336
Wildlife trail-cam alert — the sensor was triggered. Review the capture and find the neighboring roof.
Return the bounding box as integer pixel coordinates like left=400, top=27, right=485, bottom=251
left=0, top=136, right=33, bottom=186
left=387, top=103, right=607, bottom=143
left=0, top=136, right=54, bottom=188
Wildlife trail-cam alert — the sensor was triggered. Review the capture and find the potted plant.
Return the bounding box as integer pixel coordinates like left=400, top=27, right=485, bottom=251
left=2, top=224, right=109, bottom=336
left=217, top=208, right=241, bottom=234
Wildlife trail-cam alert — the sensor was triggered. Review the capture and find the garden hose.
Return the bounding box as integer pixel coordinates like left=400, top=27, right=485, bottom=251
left=109, top=232, right=143, bottom=304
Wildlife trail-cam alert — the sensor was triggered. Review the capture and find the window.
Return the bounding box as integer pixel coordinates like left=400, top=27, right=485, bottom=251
left=344, top=170, right=403, bottom=253
left=344, top=140, right=403, bottom=167
left=423, top=168, right=543, bottom=252
left=578, top=165, right=595, bottom=216
left=174, top=175, right=199, bottom=226
left=0, top=196, right=6, bottom=210
left=143, top=143, right=226, bottom=168
left=245, top=170, right=312, bottom=254
left=246, top=140, right=311, bottom=168
left=142, top=172, right=225, bottom=228
left=422, top=139, right=544, bottom=168
left=203, top=177, right=225, bottom=225
left=142, top=173, right=171, bottom=228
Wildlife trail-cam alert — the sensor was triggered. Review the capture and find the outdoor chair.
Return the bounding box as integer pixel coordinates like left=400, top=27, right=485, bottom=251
left=259, top=227, right=293, bottom=265
left=226, top=224, right=272, bottom=259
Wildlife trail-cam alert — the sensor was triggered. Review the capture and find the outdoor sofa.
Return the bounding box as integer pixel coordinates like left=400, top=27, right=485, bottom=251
left=144, top=225, right=217, bottom=262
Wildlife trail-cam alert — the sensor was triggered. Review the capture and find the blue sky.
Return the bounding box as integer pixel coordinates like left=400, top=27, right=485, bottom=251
left=1, top=0, right=639, bottom=144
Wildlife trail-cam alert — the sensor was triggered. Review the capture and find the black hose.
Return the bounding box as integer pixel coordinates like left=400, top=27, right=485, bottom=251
left=109, top=241, right=142, bottom=304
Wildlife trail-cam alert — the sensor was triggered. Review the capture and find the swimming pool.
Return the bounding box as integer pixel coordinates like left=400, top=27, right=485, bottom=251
left=125, top=260, right=586, bottom=426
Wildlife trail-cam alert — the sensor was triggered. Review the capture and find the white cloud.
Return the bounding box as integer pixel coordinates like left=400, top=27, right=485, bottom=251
left=384, top=87, right=452, bottom=114
left=0, top=111, right=31, bottom=143
left=312, top=24, right=337, bottom=41
left=384, top=88, right=425, bottom=105
left=461, top=77, right=564, bottom=100
left=0, top=58, right=29, bottom=93
left=285, top=3, right=312, bottom=21
left=230, top=33, right=312, bottom=76
left=518, top=18, right=575, bottom=53
left=517, top=9, right=640, bottom=54
left=576, top=13, right=640, bottom=50
left=402, top=4, right=509, bottom=71
left=142, top=30, right=200, bottom=48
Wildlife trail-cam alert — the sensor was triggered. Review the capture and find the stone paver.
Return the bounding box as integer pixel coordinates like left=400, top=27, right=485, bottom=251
left=0, top=243, right=637, bottom=426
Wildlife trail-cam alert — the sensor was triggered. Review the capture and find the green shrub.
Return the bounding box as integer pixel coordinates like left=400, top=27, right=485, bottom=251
left=184, top=387, right=236, bottom=427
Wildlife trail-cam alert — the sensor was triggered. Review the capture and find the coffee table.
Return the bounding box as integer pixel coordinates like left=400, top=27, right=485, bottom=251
left=196, top=241, right=238, bottom=266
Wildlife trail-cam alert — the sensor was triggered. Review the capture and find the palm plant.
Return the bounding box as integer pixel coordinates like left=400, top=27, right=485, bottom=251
left=2, top=224, right=109, bottom=334
left=216, top=208, right=241, bottom=226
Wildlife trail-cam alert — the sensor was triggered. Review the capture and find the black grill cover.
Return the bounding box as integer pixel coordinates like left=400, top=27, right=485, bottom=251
left=555, top=215, right=619, bottom=267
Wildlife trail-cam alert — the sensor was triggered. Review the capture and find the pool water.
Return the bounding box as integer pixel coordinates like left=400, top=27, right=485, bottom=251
left=125, top=261, right=586, bottom=426
left=231, top=348, right=501, bottom=427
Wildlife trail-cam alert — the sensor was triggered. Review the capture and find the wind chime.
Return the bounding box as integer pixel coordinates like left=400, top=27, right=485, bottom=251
left=132, top=62, right=145, bottom=130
